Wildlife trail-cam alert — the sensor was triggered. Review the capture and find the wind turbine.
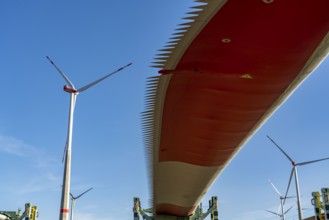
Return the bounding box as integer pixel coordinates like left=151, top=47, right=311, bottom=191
left=267, top=135, right=329, bottom=220
left=46, top=56, right=132, bottom=220
left=266, top=206, right=293, bottom=220
left=70, top=187, right=93, bottom=220
left=267, top=179, right=294, bottom=220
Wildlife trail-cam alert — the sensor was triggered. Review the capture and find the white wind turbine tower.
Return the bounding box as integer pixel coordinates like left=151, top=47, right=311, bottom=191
left=46, top=56, right=132, bottom=220
left=70, top=187, right=93, bottom=220
left=267, top=135, right=329, bottom=220
left=267, top=179, right=294, bottom=220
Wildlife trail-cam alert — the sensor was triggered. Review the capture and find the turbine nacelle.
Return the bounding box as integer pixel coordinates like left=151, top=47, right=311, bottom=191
left=63, top=86, right=78, bottom=94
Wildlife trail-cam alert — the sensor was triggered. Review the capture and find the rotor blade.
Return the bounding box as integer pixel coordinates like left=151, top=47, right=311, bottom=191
left=283, top=168, right=294, bottom=205
left=266, top=210, right=280, bottom=216
left=76, top=63, right=132, bottom=92
left=62, top=141, right=68, bottom=163
left=269, top=179, right=283, bottom=197
left=62, top=95, right=76, bottom=163
left=75, top=187, right=93, bottom=199
left=284, top=205, right=294, bottom=214
left=72, top=94, right=77, bottom=110
left=46, top=56, right=75, bottom=89
left=266, top=135, right=294, bottom=163
left=298, top=157, right=329, bottom=166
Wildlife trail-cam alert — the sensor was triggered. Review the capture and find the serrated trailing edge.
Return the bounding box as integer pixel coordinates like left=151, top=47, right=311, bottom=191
left=152, top=0, right=228, bottom=70
left=141, top=75, right=162, bottom=210
left=140, top=74, right=172, bottom=211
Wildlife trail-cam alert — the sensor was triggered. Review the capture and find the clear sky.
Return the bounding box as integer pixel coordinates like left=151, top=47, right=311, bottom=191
left=1, top=1, right=329, bottom=220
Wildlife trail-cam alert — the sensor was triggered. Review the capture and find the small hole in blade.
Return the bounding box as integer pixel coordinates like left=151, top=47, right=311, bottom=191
left=221, top=38, right=231, bottom=43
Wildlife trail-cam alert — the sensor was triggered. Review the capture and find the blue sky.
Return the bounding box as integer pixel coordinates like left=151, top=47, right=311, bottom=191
left=1, top=1, right=329, bottom=220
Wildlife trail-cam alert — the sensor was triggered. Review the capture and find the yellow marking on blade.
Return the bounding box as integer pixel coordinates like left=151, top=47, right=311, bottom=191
left=240, top=73, right=253, bottom=79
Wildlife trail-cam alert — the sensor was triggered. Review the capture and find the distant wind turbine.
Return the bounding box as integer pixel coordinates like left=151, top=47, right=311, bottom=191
left=268, top=179, right=294, bottom=220
left=266, top=206, right=293, bottom=220
left=46, top=56, right=132, bottom=220
left=267, top=135, right=329, bottom=220
left=70, top=187, right=93, bottom=220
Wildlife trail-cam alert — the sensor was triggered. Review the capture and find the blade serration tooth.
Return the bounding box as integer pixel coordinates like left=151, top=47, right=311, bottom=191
left=155, top=53, right=170, bottom=57
left=150, top=65, right=164, bottom=68
left=190, top=5, right=207, bottom=10
left=185, top=11, right=200, bottom=15
left=179, top=21, right=194, bottom=26
left=182, top=16, right=198, bottom=20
